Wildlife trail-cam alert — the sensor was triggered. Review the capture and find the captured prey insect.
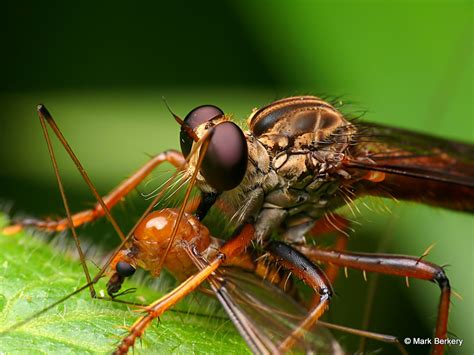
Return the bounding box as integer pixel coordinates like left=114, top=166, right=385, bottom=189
left=3, top=95, right=474, bottom=354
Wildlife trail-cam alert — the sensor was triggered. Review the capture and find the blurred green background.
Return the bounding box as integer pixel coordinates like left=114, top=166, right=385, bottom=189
left=1, top=1, right=472, bottom=354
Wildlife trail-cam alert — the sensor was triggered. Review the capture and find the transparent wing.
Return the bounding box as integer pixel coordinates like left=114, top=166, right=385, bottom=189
left=207, top=266, right=344, bottom=354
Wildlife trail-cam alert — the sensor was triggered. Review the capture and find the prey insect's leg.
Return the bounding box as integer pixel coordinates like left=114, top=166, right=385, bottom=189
left=115, top=223, right=255, bottom=355
left=35, top=105, right=127, bottom=241
left=6, top=149, right=185, bottom=234
left=266, top=241, right=333, bottom=352
left=4, top=104, right=184, bottom=298
left=8, top=106, right=184, bottom=297
left=297, top=247, right=451, bottom=355
left=35, top=111, right=95, bottom=296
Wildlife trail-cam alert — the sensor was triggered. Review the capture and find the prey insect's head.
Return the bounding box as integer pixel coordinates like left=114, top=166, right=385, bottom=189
left=178, top=104, right=249, bottom=192
left=116, top=261, right=136, bottom=277
left=107, top=249, right=138, bottom=296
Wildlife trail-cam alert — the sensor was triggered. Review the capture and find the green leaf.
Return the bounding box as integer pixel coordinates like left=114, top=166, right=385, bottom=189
left=0, top=214, right=250, bottom=354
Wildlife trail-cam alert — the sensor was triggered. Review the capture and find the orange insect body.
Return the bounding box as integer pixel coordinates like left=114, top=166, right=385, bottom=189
left=109, top=209, right=219, bottom=281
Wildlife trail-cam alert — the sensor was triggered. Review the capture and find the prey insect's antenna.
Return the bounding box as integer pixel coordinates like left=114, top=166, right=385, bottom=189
left=155, top=128, right=214, bottom=274
left=38, top=109, right=95, bottom=296
left=37, top=105, right=127, bottom=241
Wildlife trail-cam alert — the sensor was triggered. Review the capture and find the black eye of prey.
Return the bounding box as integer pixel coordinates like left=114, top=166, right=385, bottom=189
left=180, top=105, right=224, bottom=157
left=201, top=121, right=248, bottom=192
left=116, top=261, right=136, bottom=277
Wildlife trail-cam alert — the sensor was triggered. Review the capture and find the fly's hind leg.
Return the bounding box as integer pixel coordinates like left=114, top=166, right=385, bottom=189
left=297, top=246, right=451, bottom=355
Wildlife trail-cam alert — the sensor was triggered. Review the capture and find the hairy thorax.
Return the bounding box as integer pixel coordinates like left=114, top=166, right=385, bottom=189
left=189, top=96, right=358, bottom=243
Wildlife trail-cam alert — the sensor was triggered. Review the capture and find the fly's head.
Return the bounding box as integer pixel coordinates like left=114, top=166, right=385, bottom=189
left=179, top=105, right=252, bottom=194
left=248, top=96, right=356, bottom=181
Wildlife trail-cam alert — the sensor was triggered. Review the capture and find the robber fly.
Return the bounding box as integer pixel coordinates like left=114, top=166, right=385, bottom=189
left=3, top=96, right=473, bottom=354
left=173, top=96, right=474, bottom=355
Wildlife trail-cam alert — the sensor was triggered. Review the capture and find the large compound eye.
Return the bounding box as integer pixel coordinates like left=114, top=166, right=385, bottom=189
left=116, top=261, right=136, bottom=277
left=201, top=121, right=248, bottom=191
left=180, top=105, right=224, bottom=157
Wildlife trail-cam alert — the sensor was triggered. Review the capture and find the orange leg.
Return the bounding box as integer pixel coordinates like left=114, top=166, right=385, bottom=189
left=114, top=223, right=255, bottom=355
left=297, top=246, right=450, bottom=355
left=5, top=150, right=185, bottom=234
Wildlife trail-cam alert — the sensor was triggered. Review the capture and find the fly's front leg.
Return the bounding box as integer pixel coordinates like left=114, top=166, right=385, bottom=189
left=266, top=241, right=333, bottom=352
left=4, top=150, right=186, bottom=234
left=194, top=192, right=219, bottom=221
left=283, top=213, right=349, bottom=311
left=297, top=246, right=451, bottom=355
